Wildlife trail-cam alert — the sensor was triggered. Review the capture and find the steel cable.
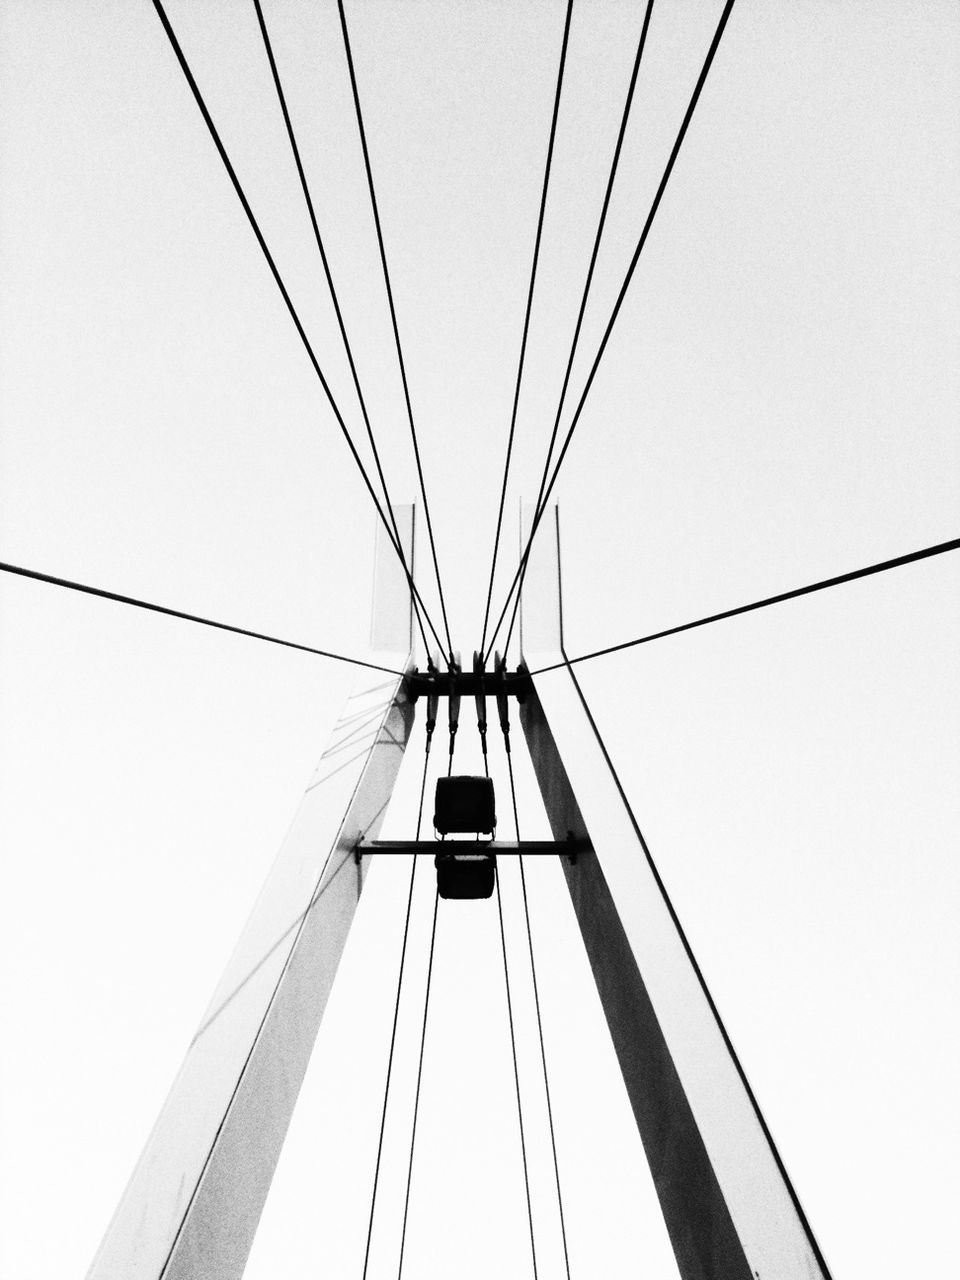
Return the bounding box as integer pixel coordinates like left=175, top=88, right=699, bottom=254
left=396, top=888, right=440, bottom=1279
left=495, top=861, right=539, bottom=1279
left=360, top=733, right=435, bottom=1279
left=338, top=0, right=455, bottom=663
left=361, top=854, right=419, bottom=1280
left=506, top=750, right=572, bottom=1279
left=478, top=0, right=575, bottom=656
left=0, top=560, right=405, bottom=676
left=488, top=0, right=657, bottom=662
left=150, top=0, right=433, bottom=640
left=561, top=653, right=834, bottom=1279
left=251, top=0, right=435, bottom=658
left=487, top=0, right=738, bottom=660
left=528, top=534, right=960, bottom=675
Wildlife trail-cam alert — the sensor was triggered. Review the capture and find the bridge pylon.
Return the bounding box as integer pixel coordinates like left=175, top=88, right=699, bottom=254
left=87, top=502, right=829, bottom=1280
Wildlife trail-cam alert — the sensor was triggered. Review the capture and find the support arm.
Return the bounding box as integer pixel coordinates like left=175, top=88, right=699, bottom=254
left=87, top=509, right=418, bottom=1280
left=519, top=504, right=831, bottom=1280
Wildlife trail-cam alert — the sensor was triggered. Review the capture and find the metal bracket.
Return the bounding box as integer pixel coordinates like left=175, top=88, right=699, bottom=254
left=405, top=664, right=531, bottom=703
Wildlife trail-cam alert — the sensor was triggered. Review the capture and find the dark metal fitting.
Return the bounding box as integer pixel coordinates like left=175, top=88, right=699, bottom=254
left=494, top=650, right=510, bottom=736
left=406, top=662, right=531, bottom=705
left=565, top=829, right=579, bottom=865
left=473, top=650, right=487, bottom=734
left=447, top=649, right=462, bottom=738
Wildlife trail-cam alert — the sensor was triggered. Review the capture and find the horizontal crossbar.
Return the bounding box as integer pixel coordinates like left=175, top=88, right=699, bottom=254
left=405, top=668, right=532, bottom=702
left=355, top=839, right=588, bottom=858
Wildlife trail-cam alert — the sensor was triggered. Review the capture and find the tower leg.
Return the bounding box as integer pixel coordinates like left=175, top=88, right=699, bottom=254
left=87, top=509, right=417, bottom=1280
left=519, top=505, right=830, bottom=1280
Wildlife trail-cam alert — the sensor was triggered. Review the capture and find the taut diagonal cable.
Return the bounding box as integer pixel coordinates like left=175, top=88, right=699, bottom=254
left=485, top=0, right=657, bottom=663
left=478, top=0, right=574, bottom=656
left=338, top=0, right=455, bottom=663
left=360, top=721, right=435, bottom=1279
left=528, top=534, right=960, bottom=674
left=487, top=0, right=738, bottom=660
left=251, top=0, right=434, bottom=658
left=495, top=863, right=539, bottom=1279
left=561, top=655, right=834, bottom=1279
left=397, top=888, right=440, bottom=1279
left=361, top=855, right=418, bottom=1280
left=506, top=750, right=571, bottom=1279
left=150, top=0, right=434, bottom=642
left=0, top=561, right=405, bottom=676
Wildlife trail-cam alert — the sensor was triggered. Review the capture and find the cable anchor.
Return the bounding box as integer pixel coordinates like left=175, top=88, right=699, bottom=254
left=424, top=651, right=441, bottom=756
left=473, top=650, right=489, bottom=773
left=446, top=650, right=462, bottom=773
left=494, top=650, right=510, bottom=755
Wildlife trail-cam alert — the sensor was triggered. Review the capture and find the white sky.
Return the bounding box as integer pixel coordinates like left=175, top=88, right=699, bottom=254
left=1, top=1, right=958, bottom=1277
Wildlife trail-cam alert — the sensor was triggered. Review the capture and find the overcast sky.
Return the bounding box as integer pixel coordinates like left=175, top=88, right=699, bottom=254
left=1, top=2, right=958, bottom=1277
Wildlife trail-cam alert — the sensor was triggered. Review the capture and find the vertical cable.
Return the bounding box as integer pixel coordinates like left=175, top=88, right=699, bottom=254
left=397, top=888, right=440, bottom=1279
left=415, top=748, right=431, bottom=843
left=495, top=863, right=539, bottom=1279
left=361, top=719, right=434, bottom=1277
left=360, top=854, right=418, bottom=1280
left=507, top=751, right=572, bottom=1279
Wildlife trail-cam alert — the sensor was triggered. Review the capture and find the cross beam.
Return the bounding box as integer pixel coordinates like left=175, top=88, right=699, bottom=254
left=404, top=667, right=530, bottom=701
left=355, top=839, right=587, bottom=858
